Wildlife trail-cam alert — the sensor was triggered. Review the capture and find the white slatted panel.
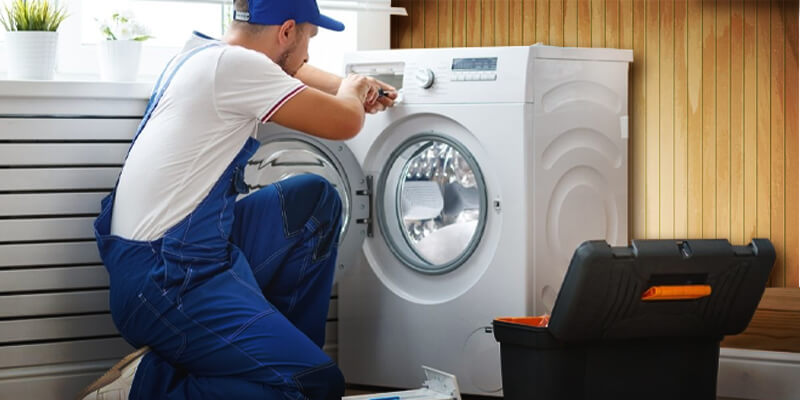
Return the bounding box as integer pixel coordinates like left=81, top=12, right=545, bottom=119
left=0, top=193, right=107, bottom=217
left=0, top=118, right=140, bottom=140
left=0, top=218, right=95, bottom=242
left=0, top=144, right=129, bottom=166
left=0, top=290, right=110, bottom=318
left=0, top=169, right=120, bottom=191
left=0, top=315, right=118, bottom=343
left=0, top=98, right=148, bottom=116
left=0, top=338, right=133, bottom=369
left=0, top=90, right=144, bottom=399
left=0, top=242, right=101, bottom=267
left=328, top=298, right=338, bottom=320
left=0, top=365, right=117, bottom=400
left=326, top=321, right=338, bottom=343
left=0, top=266, right=108, bottom=292
left=0, top=80, right=150, bottom=116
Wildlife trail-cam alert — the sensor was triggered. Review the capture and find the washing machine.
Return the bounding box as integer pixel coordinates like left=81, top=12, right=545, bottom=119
left=243, top=45, right=633, bottom=396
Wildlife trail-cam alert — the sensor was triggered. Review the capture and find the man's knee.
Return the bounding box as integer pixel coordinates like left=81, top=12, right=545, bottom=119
left=292, top=361, right=345, bottom=400
left=309, top=174, right=342, bottom=227
left=278, top=174, right=342, bottom=233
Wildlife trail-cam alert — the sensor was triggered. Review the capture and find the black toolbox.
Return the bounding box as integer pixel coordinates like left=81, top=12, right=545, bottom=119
left=493, top=239, right=775, bottom=400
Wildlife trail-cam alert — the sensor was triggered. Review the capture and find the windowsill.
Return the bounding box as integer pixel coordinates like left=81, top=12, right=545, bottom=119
left=0, top=74, right=154, bottom=100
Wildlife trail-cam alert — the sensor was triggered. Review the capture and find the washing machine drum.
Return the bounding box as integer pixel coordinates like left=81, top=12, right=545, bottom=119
left=377, top=136, right=488, bottom=275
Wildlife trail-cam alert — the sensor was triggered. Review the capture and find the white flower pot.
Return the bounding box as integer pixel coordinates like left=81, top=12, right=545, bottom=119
left=98, top=40, right=142, bottom=81
left=5, top=31, right=59, bottom=80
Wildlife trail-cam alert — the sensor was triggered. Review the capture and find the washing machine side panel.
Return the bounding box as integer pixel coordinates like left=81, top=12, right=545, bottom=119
left=532, top=58, right=631, bottom=315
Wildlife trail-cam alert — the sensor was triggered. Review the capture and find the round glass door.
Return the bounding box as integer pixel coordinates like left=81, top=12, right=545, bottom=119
left=378, top=134, right=488, bottom=274
left=243, top=138, right=352, bottom=242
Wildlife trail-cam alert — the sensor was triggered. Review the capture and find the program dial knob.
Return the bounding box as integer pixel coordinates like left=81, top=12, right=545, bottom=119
left=416, top=68, right=435, bottom=89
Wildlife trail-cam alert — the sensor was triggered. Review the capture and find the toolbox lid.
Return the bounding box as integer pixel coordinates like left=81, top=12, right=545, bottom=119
left=547, top=239, right=775, bottom=342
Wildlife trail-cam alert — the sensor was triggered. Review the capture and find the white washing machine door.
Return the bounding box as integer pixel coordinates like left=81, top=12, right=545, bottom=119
left=354, top=113, right=494, bottom=305
left=241, top=126, right=369, bottom=284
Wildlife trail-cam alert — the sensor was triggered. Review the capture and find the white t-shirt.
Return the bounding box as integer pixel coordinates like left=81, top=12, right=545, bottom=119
left=110, top=33, right=306, bottom=240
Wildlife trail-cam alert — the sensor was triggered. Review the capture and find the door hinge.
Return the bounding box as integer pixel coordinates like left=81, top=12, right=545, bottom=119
left=356, top=175, right=374, bottom=237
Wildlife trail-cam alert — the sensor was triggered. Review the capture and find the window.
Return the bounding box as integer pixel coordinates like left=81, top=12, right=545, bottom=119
left=0, top=0, right=398, bottom=79
left=58, top=0, right=229, bottom=77
left=79, top=0, right=227, bottom=48
left=0, top=0, right=227, bottom=77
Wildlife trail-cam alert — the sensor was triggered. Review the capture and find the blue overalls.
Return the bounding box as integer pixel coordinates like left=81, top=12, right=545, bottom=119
left=93, top=40, right=345, bottom=399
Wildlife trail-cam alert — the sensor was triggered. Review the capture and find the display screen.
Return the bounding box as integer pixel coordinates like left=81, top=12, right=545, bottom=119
left=451, top=57, right=498, bottom=71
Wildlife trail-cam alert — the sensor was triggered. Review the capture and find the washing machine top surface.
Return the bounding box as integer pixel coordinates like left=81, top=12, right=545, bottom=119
left=342, top=45, right=632, bottom=106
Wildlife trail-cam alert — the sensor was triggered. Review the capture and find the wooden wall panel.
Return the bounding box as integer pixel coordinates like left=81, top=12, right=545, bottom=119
left=633, top=0, right=647, bottom=244
left=578, top=0, right=592, bottom=46
left=453, top=0, right=466, bottom=47
left=647, top=0, right=661, bottom=238
left=744, top=0, right=758, bottom=247
left=536, top=0, right=549, bottom=43
left=550, top=0, right=564, bottom=46
left=439, top=0, right=453, bottom=47
left=390, top=0, right=800, bottom=288
left=523, top=0, right=536, bottom=45
left=510, top=0, right=524, bottom=46
left=592, top=0, right=605, bottom=47
left=770, top=0, right=786, bottom=287
left=675, top=0, right=689, bottom=239
left=756, top=1, right=772, bottom=249
left=661, top=0, right=675, bottom=239
left=564, top=0, right=578, bottom=47
left=606, top=0, right=619, bottom=48
left=425, top=0, right=439, bottom=47
left=688, top=0, right=704, bottom=238
left=731, top=0, right=745, bottom=247
left=717, top=0, right=731, bottom=242
left=703, top=0, right=717, bottom=239
left=466, top=0, right=481, bottom=46
left=788, top=0, right=800, bottom=289
left=496, top=0, right=510, bottom=46
left=482, top=0, right=493, bottom=45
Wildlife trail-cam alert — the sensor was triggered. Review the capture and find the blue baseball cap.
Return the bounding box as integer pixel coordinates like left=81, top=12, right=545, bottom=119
left=233, top=0, right=345, bottom=32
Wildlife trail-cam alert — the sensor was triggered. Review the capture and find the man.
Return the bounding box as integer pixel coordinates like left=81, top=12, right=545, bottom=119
left=78, top=0, right=396, bottom=398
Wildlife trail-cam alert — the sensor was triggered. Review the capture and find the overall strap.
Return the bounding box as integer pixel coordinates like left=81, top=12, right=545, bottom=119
left=126, top=42, right=222, bottom=157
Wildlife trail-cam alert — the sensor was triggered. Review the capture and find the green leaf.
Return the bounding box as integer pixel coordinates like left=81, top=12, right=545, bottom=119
left=1, top=0, right=68, bottom=32
left=102, top=26, right=117, bottom=40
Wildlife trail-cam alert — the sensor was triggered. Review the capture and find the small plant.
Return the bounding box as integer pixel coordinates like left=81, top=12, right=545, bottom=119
left=97, top=11, right=152, bottom=41
left=0, top=0, right=68, bottom=32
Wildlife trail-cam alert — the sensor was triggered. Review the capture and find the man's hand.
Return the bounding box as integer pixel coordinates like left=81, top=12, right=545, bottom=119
left=337, top=74, right=373, bottom=104
left=294, top=64, right=397, bottom=114
left=362, top=77, right=397, bottom=114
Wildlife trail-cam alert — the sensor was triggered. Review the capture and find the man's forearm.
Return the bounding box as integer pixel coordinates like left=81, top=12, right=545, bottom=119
left=295, top=64, right=343, bottom=95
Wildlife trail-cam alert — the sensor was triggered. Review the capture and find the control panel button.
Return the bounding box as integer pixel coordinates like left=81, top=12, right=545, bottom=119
left=451, top=71, right=497, bottom=82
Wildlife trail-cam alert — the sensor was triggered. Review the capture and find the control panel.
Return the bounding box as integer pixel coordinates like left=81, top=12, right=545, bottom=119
left=344, top=46, right=536, bottom=104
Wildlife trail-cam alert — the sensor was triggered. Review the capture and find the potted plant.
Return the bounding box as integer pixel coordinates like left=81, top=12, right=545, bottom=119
left=0, top=0, right=68, bottom=80
left=96, top=11, right=152, bottom=81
